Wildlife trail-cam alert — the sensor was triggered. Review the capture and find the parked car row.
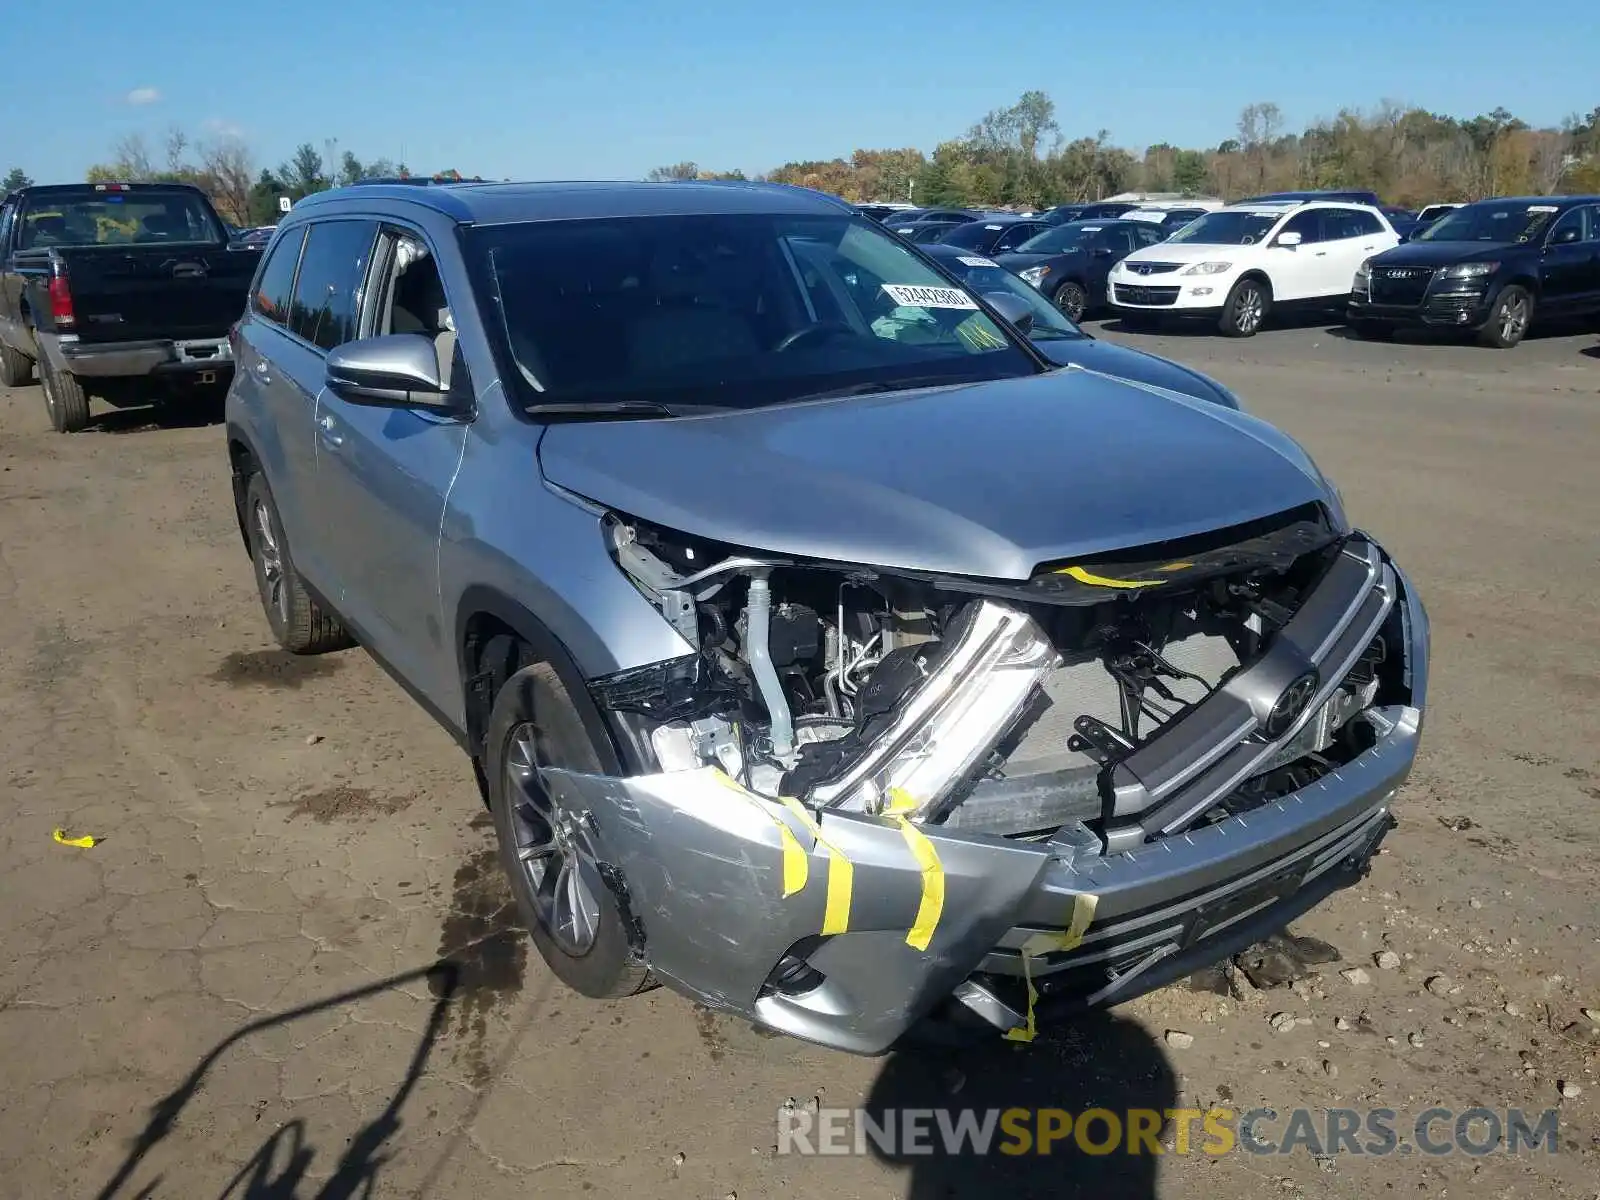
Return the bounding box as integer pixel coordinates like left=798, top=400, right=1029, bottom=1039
left=852, top=190, right=1600, bottom=348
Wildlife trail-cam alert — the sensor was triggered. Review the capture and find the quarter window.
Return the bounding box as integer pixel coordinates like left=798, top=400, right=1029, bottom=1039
left=251, top=227, right=305, bottom=327
left=289, top=220, right=379, bottom=351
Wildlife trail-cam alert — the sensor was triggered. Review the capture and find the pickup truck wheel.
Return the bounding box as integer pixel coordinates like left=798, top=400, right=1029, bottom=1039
left=243, top=474, right=353, bottom=654
left=40, top=359, right=90, bottom=433
left=485, top=663, right=651, bottom=1000
left=0, top=343, right=31, bottom=387
left=1219, top=277, right=1269, bottom=337
left=1477, top=285, right=1533, bottom=349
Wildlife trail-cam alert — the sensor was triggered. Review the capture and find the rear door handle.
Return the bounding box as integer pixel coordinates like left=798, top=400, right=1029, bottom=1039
left=316, top=413, right=343, bottom=448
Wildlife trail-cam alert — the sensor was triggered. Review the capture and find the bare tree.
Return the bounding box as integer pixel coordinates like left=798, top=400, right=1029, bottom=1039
left=164, top=127, right=189, bottom=177
left=1237, top=103, right=1283, bottom=189
left=1530, top=128, right=1573, bottom=194
left=199, top=137, right=255, bottom=225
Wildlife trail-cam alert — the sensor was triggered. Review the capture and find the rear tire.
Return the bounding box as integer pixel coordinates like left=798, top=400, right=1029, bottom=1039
left=243, top=473, right=354, bottom=655
left=1477, top=285, right=1533, bottom=349
left=40, top=359, right=90, bottom=432
left=0, top=343, right=31, bottom=388
left=484, top=662, right=651, bottom=1000
left=1219, top=277, right=1270, bottom=337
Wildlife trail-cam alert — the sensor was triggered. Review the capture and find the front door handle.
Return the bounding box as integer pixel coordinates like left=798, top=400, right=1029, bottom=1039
left=316, top=413, right=343, bottom=448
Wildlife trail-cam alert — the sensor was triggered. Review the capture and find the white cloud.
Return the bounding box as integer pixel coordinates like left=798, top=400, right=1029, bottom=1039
left=202, top=117, right=244, bottom=139
left=124, top=87, right=161, bottom=106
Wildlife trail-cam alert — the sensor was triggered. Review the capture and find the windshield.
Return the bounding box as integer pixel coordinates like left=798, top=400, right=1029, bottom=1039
left=1013, top=224, right=1098, bottom=254
left=1416, top=205, right=1456, bottom=223
left=473, top=213, right=1036, bottom=413
left=1167, top=210, right=1280, bottom=246
left=939, top=254, right=1086, bottom=342
left=1415, top=202, right=1559, bottom=244
left=17, top=188, right=221, bottom=248
left=938, top=222, right=1007, bottom=249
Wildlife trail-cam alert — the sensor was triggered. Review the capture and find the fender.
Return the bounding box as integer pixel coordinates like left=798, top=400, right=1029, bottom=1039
left=453, top=584, right=647, bottom=774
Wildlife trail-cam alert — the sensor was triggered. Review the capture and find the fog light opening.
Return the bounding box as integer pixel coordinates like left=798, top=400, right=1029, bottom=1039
left=761, top=936, right=829, bottom=998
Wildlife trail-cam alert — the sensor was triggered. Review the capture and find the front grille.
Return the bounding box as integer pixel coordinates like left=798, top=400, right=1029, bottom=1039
left=1113, top=284, right=1180, bottom=306
left=1370, top=266, right=1435, bottom=306
left=1124, top=262, right=1181, bottom=276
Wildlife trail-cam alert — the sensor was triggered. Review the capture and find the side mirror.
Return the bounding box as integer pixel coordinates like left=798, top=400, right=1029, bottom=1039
left=1275, top=231, right=1302, bottom=248
left=983, top=291, right=1035, bottom=334
left=326, top=333, right=462, bottom=413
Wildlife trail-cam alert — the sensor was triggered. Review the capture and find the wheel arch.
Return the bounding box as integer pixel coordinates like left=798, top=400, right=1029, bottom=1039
left=1236, top=268, right=1274, bottom=295
left=225, top=423, right=263, bottom=556
left=454, top=585, right=629, bottom=775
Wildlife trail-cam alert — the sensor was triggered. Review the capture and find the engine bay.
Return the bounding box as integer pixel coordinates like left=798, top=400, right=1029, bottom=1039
left=596, top=507, right=1388, bottom=844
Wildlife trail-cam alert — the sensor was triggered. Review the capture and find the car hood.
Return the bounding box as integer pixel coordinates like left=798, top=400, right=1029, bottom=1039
left=537, top=371, right=1334, bottom=580
left=1116, top=241, right=1250, bottom=266
left=1029, top=337, right=1230, bottom=404
left=993, top=250, right=1077, bottom=272
left=1372, top=241, right=1514, bottom=267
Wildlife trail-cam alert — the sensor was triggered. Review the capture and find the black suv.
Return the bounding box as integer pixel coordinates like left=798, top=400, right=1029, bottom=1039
left=1348, top=196, right=1600, bottom=348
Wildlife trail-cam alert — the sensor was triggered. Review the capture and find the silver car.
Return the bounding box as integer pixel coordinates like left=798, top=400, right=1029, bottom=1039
left=225, top=179, right=1429, bottom=1054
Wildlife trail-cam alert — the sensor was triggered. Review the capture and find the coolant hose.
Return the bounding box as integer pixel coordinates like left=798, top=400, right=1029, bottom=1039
left=746, top=575, right=795, bottom=760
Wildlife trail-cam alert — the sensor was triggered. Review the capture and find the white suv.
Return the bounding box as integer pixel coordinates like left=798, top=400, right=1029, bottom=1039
left=1108, top=201, right=1399, bottom=336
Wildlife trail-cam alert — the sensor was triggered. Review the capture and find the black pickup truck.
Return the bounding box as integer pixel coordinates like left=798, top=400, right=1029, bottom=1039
left=0, top=181, right=261, bottom=431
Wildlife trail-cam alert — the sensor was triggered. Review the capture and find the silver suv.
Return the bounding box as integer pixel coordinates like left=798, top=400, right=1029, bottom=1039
left=225, top=180, right=1429, bottom=1054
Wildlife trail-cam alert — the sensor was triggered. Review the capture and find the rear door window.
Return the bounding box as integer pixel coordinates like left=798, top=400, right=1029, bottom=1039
left=251, top=227, right=306, bottom=327
left=289, top=220, right=379, bottom=351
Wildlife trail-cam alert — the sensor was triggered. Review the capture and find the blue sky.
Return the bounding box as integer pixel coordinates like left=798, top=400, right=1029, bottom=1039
left=3, top=0, right=1594, bottom=185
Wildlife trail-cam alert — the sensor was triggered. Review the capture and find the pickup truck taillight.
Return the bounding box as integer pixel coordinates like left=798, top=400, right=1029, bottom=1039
left=48, top=275, right=75, bottom=328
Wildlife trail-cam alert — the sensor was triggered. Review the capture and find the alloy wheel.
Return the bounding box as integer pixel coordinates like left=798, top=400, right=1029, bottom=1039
left=1236, top=286, right=1264, bottom=334
left=252, top=498, right=289, bottom=626
left=1498, top=294, right=1529, bottom=343
left=504, top=722, right=603, bottom=955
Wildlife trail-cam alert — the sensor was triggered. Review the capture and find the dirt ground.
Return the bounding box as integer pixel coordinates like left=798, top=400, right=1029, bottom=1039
left=1, top=318, right=1597, bottom=1200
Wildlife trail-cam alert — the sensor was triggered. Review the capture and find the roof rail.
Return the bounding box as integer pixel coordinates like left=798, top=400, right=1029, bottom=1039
left=344, top=173, right=487, bottom=187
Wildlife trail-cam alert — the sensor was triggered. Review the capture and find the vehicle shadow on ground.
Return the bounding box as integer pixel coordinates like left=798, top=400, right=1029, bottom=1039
left=88, top=401, right=224, bottom=435
left=92, top=961, right=460, bottom=1200
left=864, top=1011, right=1176, bottom=1199
left=1098, top=311, right=1338, bottom=339
left=1322, top=317, right=1595, bottom=346
left=1580, top=344, right=1600, bottom=360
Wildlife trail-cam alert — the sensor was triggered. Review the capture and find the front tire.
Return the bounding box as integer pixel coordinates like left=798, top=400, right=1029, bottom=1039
left=40, top=359, right=90, bottom=432
left=1219, top=277, right=1270, bottom=337
left=243, top=473, right=353, bottom=654
left=1052, top=279, right=1089, bottom=322
left=0, top=343, right=31, bottom=388
left=484, top=662, right=650, bottom=1000
left=1478, top=285, right=1533, bottom=348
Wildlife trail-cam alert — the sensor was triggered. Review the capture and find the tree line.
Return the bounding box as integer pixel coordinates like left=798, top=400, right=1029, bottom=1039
left=5, top=130, right=473, bottom=227
left=12, top=94, right=1598, bottom=226
left=657, top=93, right=1600, bottom=209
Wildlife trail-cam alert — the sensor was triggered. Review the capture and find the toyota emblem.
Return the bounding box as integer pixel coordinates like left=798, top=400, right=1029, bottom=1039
left=1263, top=669, right=1320, bottom=740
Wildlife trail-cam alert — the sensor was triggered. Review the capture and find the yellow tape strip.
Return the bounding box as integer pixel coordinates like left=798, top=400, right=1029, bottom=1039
left=776, top=796, right=854, bottom=936
left=711, top=771, right=809, bottom=899
left=1003, top=893, right=1099, bottom=1043
left=1052, top=565, right=1164, bottom=590
left=886, top=788, right=946, bottom=952
left=51, top=828, right=98, bottom=849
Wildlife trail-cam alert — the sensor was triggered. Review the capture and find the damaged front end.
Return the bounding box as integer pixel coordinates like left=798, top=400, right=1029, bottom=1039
left=545, top=505, right=1429, bottom=1054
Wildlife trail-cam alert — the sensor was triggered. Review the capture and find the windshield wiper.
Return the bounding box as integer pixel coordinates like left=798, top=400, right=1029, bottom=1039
left=523, top=400, right=677, bottom=420
left=786, top=375, right=985, bottom=403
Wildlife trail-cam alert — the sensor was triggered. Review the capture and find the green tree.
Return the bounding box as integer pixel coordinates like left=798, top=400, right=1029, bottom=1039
left=2, top=167, right=31, bottom=192
left=1172, top=149, right=1207, bottom=193
left=277, top=144, right=328, bottom=199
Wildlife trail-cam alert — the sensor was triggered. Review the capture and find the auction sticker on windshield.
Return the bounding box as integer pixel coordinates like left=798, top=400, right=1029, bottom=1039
left=881, top=284, right=979, bottom=310
left=957, top=256, right=997, bottom=268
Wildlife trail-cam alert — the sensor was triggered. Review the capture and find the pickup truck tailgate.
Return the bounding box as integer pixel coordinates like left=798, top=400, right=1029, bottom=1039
left=54, top=245, right=260, bottom=345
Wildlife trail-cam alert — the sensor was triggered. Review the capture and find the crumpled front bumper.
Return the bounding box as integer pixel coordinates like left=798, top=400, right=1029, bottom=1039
left=545, top=555, right=1430, bottom=1056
